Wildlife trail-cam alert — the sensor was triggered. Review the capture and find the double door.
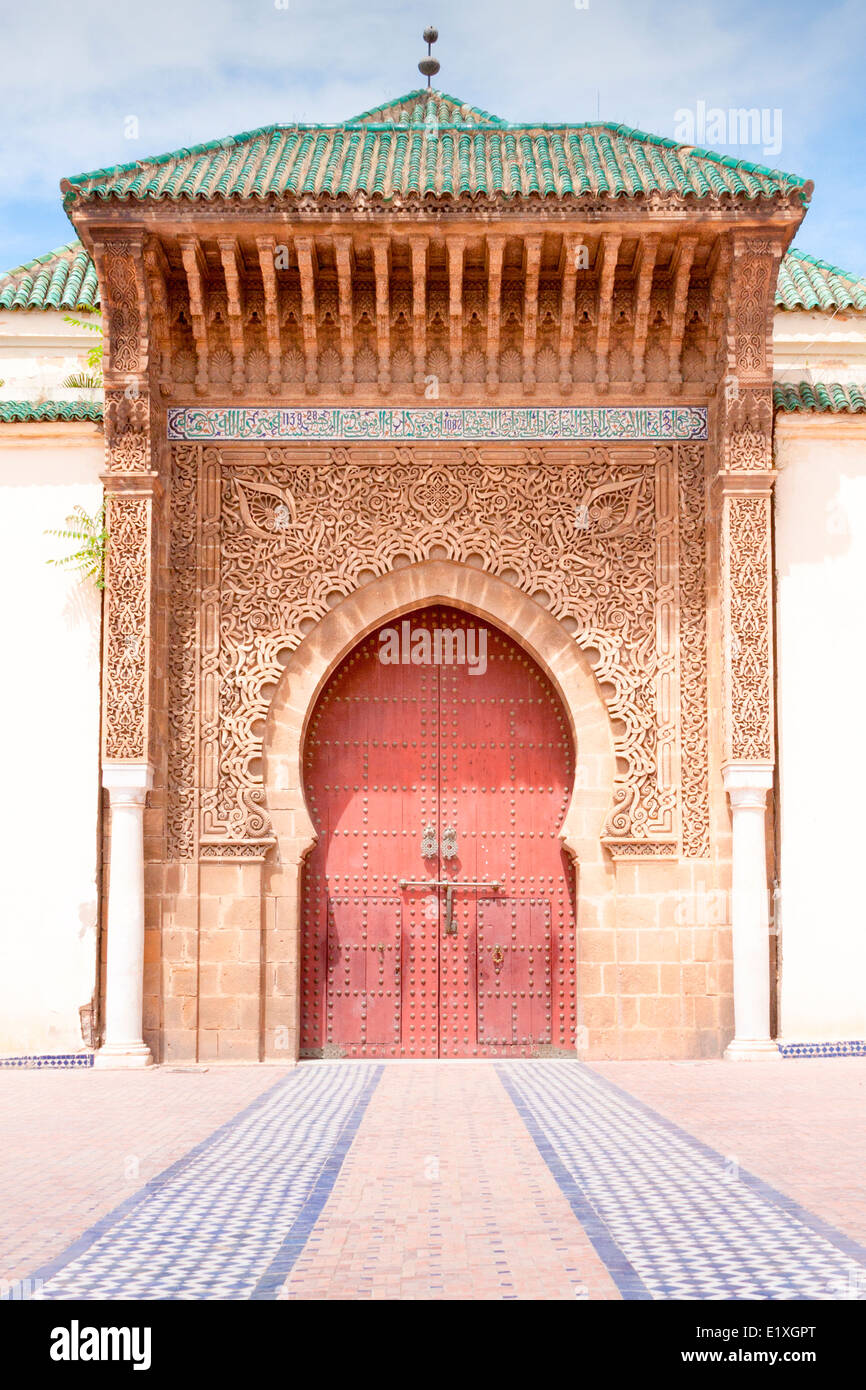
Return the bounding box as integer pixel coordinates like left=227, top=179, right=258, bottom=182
left=300, top=606, right=575, bottom=1057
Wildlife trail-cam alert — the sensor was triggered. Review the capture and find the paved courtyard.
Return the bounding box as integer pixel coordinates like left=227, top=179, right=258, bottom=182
left=1, top=1059, right=864, bottom=1300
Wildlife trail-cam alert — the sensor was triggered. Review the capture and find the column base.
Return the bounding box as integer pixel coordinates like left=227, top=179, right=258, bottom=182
left=93, top=1043, right=154, bottom=1070
left=723, top=1038, right=781, bottom=1062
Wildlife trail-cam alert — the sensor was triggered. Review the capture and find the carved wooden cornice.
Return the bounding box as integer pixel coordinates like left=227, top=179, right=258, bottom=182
left=631, top=234, right=660, bottom=392
left=217, top=237, right=246, bottom=394
left=521, top=235, right=543, bottom=394
left=142, top=237, right=172, bottom=396
left=255, top=235, right=283, bottom=395
left=409, top=234, right=428, bottom=393
left=178, top=236, right=208, bottom=396
left=557, top=234, right=580, bottom=392
left=294, top=235, right=319, bottom=392
left=71, top=189, right=811, bottom=228
left=485, top=235, right=505, bottom=393
left=333, top=235, right=355, bottom=394
left=371, top=236, right=390, bottom=390
left=594, top=232, right=622, bottom=393
left=84, top=219, right=808, bottom=406
left=447, top=235, right=465, bottom=395
left=667, top=235, right=698, bottom=392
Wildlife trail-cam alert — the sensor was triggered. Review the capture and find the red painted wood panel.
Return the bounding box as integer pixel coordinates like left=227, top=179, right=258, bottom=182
left=301, top=606, right=575, bottom=1057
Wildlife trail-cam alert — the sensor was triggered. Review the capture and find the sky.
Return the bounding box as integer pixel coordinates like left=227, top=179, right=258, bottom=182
left=1, top=0, right=864, bottom=275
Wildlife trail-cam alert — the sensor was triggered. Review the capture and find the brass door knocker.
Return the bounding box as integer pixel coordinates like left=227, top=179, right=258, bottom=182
left=492, top=945, right=505, bottom=976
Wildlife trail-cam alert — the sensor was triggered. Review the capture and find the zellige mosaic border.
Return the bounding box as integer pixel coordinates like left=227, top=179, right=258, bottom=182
left=166, top=405, right=709, bottom=444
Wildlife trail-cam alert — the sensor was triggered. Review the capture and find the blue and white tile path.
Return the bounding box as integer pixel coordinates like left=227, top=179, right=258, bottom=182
left=15, top=1059, right=866, bottom=1300
left=29, top=1064, right=381, bottom=1301
left=499, top=1062, right=866, bottom=1300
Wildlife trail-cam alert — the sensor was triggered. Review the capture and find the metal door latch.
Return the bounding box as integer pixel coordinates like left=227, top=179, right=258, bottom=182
left=399, top=878, right=501, bottom=936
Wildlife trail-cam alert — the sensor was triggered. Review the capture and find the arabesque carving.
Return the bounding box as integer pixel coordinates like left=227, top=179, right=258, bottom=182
left=167, top=443, right=709, bottom=859
left=715, top=235, right=779, bottom=768
left=722, top=492, right=773, bottom=762
left=105, top=387, right=151, bottom=473
left=731, top=251, right=775, bottom=375
left=166, top=448, right=198, bottom=856
left=103, top=494, right=151, bottom=761
left=102, top=241, right=143, bottom=376
left=679, top=445, right=710, bottom=856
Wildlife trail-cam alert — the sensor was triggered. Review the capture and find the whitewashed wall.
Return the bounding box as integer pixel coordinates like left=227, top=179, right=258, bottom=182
left=0, top=425, right=103, bottom=1053
left=0, top=309, right=97, bottom=405
left=774, top=413, right=866, bottom=1041
left=773, top=309, right=866, bottom=389
left=0, top=289, right=102, bottom=1056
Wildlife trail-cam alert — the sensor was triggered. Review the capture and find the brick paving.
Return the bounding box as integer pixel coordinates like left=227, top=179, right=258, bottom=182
left=281, top=1063, right=619, bottom=1300
left=1, top=1057, right=864, bottom=1300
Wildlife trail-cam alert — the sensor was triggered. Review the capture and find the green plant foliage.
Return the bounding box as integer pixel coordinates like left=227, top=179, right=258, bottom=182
left=62, top=371, right=103, bottom=390
left=63, top=312, right=103, bottom=390
left=45, top=503, right=107, bottom=589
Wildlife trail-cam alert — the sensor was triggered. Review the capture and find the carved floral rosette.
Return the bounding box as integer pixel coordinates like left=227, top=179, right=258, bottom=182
left=167, top=442, right=709, bottom=860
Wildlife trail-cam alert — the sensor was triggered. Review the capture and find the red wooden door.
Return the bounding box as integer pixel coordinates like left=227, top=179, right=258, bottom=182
left=300, top=606, right=575, bottom=1058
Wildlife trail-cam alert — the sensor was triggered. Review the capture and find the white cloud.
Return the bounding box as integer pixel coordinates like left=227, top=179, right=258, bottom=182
left=1, top=0, right=864, bottom=266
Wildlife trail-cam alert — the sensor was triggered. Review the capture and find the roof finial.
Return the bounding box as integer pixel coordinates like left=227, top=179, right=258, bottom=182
left=418, top=26, right=440, bottom=88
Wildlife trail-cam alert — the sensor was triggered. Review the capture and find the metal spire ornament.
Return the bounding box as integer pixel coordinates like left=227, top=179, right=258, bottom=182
left=418, top=26, right=440, bottom=87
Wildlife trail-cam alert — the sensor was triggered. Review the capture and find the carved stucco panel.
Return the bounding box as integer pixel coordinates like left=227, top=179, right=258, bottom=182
left=104, top=387, right=152, bottom=474
left=729, top=241, right=779, bottom=379
left=167, top=443, right=709, bottom=858
left=721, top=492, right=773, bottom=763
left=167, top=448, right=198, bottom=856
left=678, top=445, right=710, bottom=856
left=102, top=241, right=143, bottom=377
left=103, top=493, right=151, bottom=762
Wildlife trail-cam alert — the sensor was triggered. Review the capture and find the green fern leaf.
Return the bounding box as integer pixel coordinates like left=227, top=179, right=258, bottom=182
left=45, top=503, right=107, bottom=589
left=62, top=371, right=103, bottom=390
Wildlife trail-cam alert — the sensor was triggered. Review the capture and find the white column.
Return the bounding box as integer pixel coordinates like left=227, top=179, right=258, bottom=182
left=94, top=763, right=154, bottom=1069
left=723, top=763, right=780, bottom=1061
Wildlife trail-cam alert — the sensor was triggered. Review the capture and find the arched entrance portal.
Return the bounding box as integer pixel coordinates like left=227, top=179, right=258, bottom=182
left=300, top=604, right=576, bottom=1058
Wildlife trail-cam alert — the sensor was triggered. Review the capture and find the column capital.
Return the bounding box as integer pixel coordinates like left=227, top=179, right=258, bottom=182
left=102, top=762, right=154, bottom=804
left=722, top=767, right=772, bottom=789
left=723, top=762, right=773, bottom=797
left=712, top=469, right=777, bottom=499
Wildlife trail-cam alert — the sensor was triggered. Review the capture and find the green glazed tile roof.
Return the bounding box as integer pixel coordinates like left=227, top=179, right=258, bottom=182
left=350, top=90, right=507, bottom=127
left=775, top=249, right=866, bottom=311
left=0, top=241, right=100, bottom=311
left=61, top=88, right=811, bottom=207
left=0, top=399, right=103, bottom=423
left=773, top=381, right=866, bottom=413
